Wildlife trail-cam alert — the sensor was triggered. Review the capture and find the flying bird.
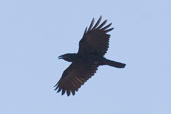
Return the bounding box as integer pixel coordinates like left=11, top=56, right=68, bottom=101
left=54, top=16, right=126, bottom=96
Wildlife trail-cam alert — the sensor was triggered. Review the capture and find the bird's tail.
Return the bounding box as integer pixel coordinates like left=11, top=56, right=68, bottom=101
left=103, top=59, right=126, bottom=68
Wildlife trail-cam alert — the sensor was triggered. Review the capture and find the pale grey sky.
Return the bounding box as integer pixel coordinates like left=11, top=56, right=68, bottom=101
left=0, top=0, right=171, bottom=114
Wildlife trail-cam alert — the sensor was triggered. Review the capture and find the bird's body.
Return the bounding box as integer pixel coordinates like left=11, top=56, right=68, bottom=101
left=54, top=16, right=126, bottom=96
left=59, top=53, right=125, bottom=68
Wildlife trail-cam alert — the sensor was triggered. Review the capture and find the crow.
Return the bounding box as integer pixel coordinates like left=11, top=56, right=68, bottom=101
left=54, top=16, right=126, bottom=96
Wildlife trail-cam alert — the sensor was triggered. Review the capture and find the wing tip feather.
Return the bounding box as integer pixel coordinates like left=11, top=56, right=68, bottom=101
left=85, top=16, right=114, bottom=34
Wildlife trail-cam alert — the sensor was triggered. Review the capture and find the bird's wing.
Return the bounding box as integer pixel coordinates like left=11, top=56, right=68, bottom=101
left=78, top=16, right=114, bottom=56
left=54, top=59, right=99, bottom=96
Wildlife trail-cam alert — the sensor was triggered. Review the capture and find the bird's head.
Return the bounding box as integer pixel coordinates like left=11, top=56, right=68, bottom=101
left=58, top=53, right=77, bottom=62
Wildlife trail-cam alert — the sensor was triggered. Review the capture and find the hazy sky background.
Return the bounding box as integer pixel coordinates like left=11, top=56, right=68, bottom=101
left=0, top=0, right=171, bottom=114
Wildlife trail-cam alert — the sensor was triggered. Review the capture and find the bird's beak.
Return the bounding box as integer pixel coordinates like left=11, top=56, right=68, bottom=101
left=58, top=55, right=63, bottom=59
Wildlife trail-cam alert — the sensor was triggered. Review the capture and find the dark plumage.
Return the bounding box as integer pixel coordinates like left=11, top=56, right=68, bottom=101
left=54, top=16, right=126, bottom=96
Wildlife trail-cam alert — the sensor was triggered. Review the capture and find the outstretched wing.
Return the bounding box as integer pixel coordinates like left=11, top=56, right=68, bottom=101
left=54, top=59, right=99, bottom=96
left=78, top=16, right=114, bottom=56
